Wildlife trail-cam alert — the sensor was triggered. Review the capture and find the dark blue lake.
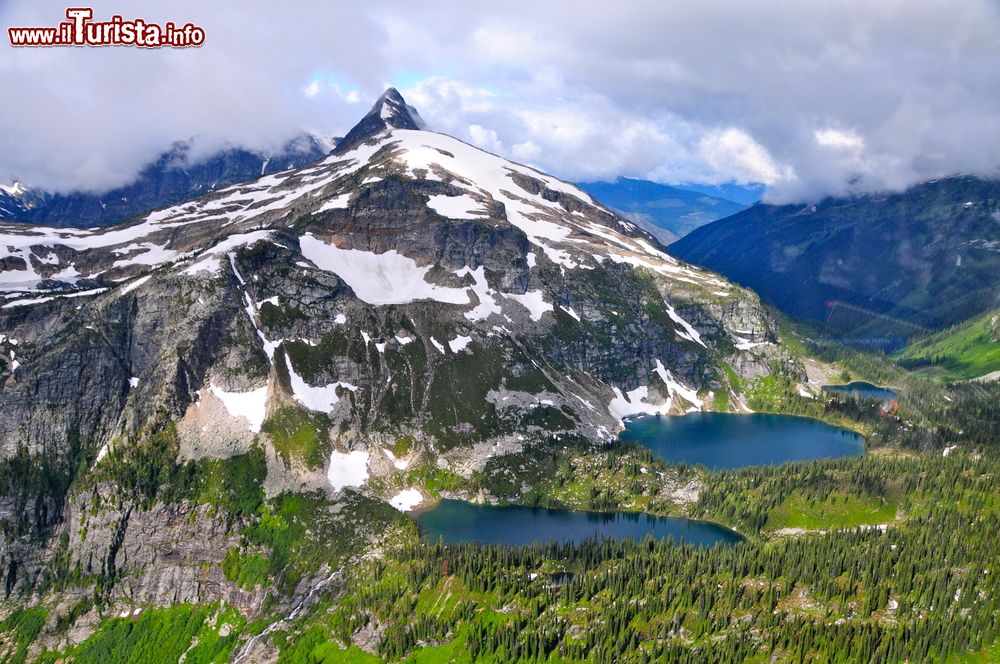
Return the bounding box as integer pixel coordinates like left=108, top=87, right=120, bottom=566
left=620, top=413, right=864, bottom=470
left=415, top=499, right=741, bottom=547
left=821, top=381, right=897, bottom=400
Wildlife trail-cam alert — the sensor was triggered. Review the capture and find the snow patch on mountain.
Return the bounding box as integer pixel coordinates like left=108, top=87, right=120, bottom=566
left=561, top=305, right=581, bottom=321
left=608, top=386, right=669, bottom=421
left=455, top=266, right=502, bottom=321
left=316, top=193, right=352, bottom=213
left=120, top=275, right=151, bottom=295
left=181, top=231, right=276, bottom=276
left=426, top=193, right=487, bottom=219
left=2, top=287, right=108, bottom=309
left=388, top=488, right=423, bottom=512
left=653, top=360, right=703, bottom=408
left=327, top=450, right=369, bottom=492
left=503, top=290, right=554, bottom=322
left=382, top=448, right=410, bottom=470
left=664, top=302, right=706, bottom=347
left=209, top=382, right=268, bottom=433
left=607, top=361, right=703, bottom=423
left=299, top=234, right=470, bottom=306
left=284, top=355, right=357, bottom=413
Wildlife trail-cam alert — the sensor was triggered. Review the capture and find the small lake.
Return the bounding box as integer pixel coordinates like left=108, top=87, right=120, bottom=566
left=821, top=381, right=897, bottom=400
left=620, top=413, right=864, bottom=470
left=415, top=499, right=741, bottom=547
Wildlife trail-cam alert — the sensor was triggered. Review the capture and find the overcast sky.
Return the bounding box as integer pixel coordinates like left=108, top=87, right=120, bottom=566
left=2, top=0, right=998, bottom=202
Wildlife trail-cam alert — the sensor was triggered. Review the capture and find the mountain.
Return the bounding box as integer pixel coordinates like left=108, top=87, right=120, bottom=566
left=0, top=182, right=46, bottom=220
left=0, top=133, right=334, bottom=228
left=0, top=88, right=792, bottom=621
left=671, top=181, right=766, bottom=206
left=577, top=177, right=748, bottom=240
left=671, top=175, right=1000, bottom=346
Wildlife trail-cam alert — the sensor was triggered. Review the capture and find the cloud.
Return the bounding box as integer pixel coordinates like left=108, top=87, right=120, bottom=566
left=814, top=129, right=865, bottom=152
left=698, top=129, right=794, bottom=186
left=0, top=0, right=997, bottom=202
left=467, top=124, right=504, bottom=153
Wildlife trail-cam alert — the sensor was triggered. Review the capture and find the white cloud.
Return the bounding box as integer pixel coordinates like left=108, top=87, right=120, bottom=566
left=467, top=124, right=504, bottom=153
left=403, top=77, right=499, bottom=115
left=698, top=128, right=793, bottom=186
left=814, top=128, right=865, bottom=151
left=0, top=0, right=997, bottom=202
left=511, top=141, right=542, bottom=163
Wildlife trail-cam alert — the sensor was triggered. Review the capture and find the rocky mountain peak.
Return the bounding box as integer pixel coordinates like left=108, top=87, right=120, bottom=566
left=333, top=87, right=426, bottom=155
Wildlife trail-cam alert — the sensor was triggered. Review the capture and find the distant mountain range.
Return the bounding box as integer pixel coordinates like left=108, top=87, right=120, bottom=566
left=669, top=181, right=766, bottom=206
left=0, top=133, right=335, bottom=228
left=576, top=178, right=751, bottom=242
left=671, top=175, right=1000, bottom=345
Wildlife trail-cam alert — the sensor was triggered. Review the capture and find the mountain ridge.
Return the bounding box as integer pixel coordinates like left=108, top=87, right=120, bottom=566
left=0, top=133, right=334, bottom=229
left=671, top=175, right=1000, bottom=344
left=333, top=87, right=426, bottom=155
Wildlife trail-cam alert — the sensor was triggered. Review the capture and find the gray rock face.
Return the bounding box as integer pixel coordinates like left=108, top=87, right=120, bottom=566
left=334, top=88, right=425, bottom=155
left=0, top=90, right=796, bottom=605
left=62, top=495, right=267, bottom=612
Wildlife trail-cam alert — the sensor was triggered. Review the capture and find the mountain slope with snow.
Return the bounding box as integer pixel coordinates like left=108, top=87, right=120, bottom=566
left=0, top=89, right=793, bottom=604
left=0, top=134, right=331, bottom=229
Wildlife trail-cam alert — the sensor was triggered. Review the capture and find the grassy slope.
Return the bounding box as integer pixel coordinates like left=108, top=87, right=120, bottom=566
left=895, top=308, right=1000, bottom=381
left=764, top=490, right=899, bottom=531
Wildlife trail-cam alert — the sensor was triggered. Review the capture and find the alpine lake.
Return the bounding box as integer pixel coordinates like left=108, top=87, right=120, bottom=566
left=414, top=413, right=865, bottom=547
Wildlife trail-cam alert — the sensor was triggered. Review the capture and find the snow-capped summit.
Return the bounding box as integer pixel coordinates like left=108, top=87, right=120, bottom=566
left=334, top=87, right=426, bottom=154
left=0, top=181, right=38, bottom=221
left=0, top=88, right=738, bottom=305
left=0, top=182, right=27, bottom=198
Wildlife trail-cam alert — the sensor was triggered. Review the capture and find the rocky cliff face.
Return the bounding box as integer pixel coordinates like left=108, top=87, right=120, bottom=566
left=0, top=90, right=792, bottom=615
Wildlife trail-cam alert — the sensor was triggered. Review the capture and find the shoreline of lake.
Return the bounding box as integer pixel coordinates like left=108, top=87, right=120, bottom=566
left=413, top=499, right=744, bottom=547
left=620, top=411, right=865, bottom=471
left=820, top=381, right=898, bottom=400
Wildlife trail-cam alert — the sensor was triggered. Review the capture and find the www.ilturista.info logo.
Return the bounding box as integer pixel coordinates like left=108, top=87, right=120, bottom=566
left=8, top=8, right=205, bottom=48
